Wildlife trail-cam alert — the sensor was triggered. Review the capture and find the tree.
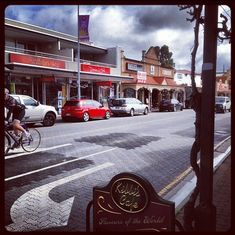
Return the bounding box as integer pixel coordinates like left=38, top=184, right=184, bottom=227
left=155, top=45, right=174, bottom=68
left=178, top=5, right=230, bottom=231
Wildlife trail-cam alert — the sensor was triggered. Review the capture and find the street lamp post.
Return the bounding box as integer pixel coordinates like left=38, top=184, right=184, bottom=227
left=77, top=5, right=81, bottom=99
left=194, top=5, right=218, bottom=231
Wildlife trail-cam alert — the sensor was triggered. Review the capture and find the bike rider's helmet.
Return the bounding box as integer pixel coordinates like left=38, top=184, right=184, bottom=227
left=4, top=88, right=9, bottom=98
left=5, top=88, right=9, bottom=94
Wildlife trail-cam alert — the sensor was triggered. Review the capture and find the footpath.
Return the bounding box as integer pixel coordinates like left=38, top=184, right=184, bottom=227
left=170, top=137, right=231, bottom=231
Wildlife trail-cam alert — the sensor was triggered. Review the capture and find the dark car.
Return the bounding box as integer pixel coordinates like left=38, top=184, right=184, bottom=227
left=61, top=99, right=111, bottom=122
left=159, top=99, right=183, bottom=112
left=109, top=98, right=149, bottom=116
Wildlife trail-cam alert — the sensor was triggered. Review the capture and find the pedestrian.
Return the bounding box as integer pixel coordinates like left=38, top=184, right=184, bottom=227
left=4, top=88, right=30, bottom=141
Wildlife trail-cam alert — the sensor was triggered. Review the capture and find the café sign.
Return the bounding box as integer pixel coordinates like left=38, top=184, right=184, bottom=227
left=9, top=53, right=66, bottom=69
left=111, top=178, right=148, bottom=213
left=81, top=64, right=110, bottom=74
left=126, top=63, right=144, bottom=72
left=88, top=172, right=175, bottom=232
left=137, top=71, right=147, bottom=83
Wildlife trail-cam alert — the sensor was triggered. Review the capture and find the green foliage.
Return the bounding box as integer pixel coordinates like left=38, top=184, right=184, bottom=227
left=155, top=45, right=174, bottom=68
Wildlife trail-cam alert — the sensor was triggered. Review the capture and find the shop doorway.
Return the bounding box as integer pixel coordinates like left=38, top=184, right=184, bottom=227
left=152, top=89, right=161, bottom=109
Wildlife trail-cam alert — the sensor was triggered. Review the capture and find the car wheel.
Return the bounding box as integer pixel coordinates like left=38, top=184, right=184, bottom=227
left=223, top=107, right=226, bottom=113
left=62, top=117, right=69, bottom=122
left=43, top=112, right=56, bottom=126
left=105, top=111, right=111, bottom=119
left=130, top=109, right=134, bottom=117
left=82, top=112, right=90, bottom=122
left=144, top=108, right=148, bottom=115
left=27, top=123, right=36, bottom=127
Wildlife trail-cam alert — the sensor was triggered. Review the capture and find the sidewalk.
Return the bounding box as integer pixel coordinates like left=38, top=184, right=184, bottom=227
left=174, top=137, right=231, bottom=231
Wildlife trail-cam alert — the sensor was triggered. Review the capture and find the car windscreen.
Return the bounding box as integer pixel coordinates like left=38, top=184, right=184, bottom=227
left=111, top=99, right=126, bottom=106
left=215, top=97, right=225, bottom=103
left=161, top=100, right=170, bottom=104
left=64, top=101, right=80, bottom=106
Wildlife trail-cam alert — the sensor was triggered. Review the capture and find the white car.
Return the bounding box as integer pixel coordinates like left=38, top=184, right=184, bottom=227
left=5, top=94, right=58, bottom=126
left=110, top=98, right=149, bottom=116
left=215, top=96, right=231, bottom=113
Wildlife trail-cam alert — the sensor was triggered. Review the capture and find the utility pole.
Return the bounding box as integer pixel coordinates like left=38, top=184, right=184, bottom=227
left=194, top=5, right=218, bottom=231
left=77, top=5, right=81, bottom=99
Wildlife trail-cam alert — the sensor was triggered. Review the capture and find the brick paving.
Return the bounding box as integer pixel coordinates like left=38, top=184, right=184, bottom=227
left=4, top=113, right=231, bottom=232
left=175, top=140, right=231, bottom=231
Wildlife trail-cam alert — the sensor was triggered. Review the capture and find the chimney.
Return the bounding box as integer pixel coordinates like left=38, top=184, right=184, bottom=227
left=142, top=50, right=146, bottom=61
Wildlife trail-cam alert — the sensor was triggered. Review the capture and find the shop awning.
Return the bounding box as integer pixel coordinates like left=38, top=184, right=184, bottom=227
left=5, top=64, right=77, bottom=78
left=5, top=64, right=133, bottom=83
left=80, top=71, right=133, bottom=83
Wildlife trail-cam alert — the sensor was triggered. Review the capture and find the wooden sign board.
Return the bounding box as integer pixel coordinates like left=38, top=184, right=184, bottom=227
left=92, top=172, right=175, bottom=231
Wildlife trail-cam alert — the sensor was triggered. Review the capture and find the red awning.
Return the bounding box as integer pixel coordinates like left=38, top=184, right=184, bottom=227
left=95, top=81, right=112, bottom=86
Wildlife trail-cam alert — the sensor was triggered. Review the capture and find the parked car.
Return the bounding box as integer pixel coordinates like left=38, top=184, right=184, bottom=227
left=215, top=96, right=231, bottom=113
left=159, top=99, right=183, bottom=112
left=109, top=98, right=149, bottom=116
left=5, top=94, right=58, bottom=126
left=61, top=99, right=111, bottom=122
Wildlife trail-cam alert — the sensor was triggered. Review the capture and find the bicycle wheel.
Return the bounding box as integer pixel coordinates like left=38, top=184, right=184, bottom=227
left=21, top=128, right=41, bottom=152
left=5, top=134, right=11, bottom=155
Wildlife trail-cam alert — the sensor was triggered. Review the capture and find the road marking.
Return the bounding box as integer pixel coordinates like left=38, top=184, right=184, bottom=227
left=158, top=136, right=231, bottom=196
left=214, top=135, right=231, bottom=149
left=5, top=147, right=117, bottom=181
left=169, top=144, right=231, bottom=211
left=5, top=143, right=73, bottom=160
left=6, top=162, right=114, bottom=232
left=159, top=167, right=193, bottom=196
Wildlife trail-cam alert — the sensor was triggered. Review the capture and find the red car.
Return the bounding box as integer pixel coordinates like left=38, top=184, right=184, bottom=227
left=61, top=99, right=111, bottom=122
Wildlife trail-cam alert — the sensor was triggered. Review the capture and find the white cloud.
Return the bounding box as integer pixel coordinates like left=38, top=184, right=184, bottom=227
left=5, top=5, right=231, bottom=72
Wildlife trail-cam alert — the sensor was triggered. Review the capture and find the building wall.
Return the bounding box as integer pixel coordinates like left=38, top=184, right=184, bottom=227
left=5, top=18, right=128, bottom=110
left=174, top=71, right=202, bottom=88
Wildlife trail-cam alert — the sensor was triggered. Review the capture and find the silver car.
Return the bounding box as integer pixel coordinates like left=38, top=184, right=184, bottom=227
left=5, top=94, right=58, bottom=126
left=110, top=98, right=149, bottom=116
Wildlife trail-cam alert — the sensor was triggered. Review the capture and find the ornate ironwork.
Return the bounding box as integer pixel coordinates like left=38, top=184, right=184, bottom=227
left=218, top=13, right=231, bottom=43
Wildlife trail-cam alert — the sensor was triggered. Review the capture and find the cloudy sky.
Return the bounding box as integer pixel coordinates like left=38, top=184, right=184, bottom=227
left=5, top=5, right=231, bottom=73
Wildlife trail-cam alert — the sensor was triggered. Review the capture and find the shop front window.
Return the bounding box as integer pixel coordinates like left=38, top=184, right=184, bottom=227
left=46, top=82, right=59, bottom=107
left=81, top=81, right=92, bottom=99
left=12, top=76, right=32, bottom=96
left=124, top=88, right=135, bottom=98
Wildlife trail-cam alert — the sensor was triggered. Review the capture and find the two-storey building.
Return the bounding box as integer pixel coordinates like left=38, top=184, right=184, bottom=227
left=121, top=46, right=185, bottom=110
left=4, top=18, right=132, bottom=112
left=216, top=69, right=231, bottom=97
left=174, top=69, right=202, bottom=108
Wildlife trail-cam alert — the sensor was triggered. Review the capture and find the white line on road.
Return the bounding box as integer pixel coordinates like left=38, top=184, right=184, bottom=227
left=5, top=147, right=117, bottom=181
left=6, top=162, right=114, bottom=232
left=5, top=143, right=73, bottom=160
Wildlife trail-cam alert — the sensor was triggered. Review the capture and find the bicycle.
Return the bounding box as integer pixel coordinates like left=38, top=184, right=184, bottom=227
left=4, top=122, right=41, bottom=155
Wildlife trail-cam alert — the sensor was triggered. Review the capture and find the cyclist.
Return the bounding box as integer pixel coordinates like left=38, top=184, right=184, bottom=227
left=4, top=88, right=30, bottom=142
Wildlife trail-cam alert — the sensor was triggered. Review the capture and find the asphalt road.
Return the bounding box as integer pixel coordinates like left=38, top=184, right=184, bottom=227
left=4, top=109, right=231, bottom=232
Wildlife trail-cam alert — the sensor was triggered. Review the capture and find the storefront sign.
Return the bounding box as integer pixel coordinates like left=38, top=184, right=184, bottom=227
left=9, top=53, right=66, bottom=69
left=95, top=81, right=112, bottom=87
left=92, top=172, right=175, bottom=232
left=126, top=63, right=144, bottom=72
left=81, top=64, right=110, bottom=74
left=39, top=77, right=55, bottom=82
left=137, top=71, right=147, bottom=83
left=162, top=69, right=172, bottom=76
